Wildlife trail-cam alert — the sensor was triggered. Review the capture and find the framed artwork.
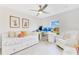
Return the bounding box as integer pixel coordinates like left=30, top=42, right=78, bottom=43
left=10, top=16, right=20, bottom=28
left=22, top=18, right=29, bottom=28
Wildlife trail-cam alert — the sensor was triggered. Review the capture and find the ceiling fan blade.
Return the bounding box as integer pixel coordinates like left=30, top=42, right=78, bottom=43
left=41, top=4, right=48, bottom=10
left=29, top=9, right=37, bottom=12
left=39, top=5, right=42, bottom=9
left=42, top=11, right=49, bottom=14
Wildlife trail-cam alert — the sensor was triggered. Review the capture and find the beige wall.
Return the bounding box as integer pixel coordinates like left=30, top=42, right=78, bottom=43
left=1, top=6, right=79, bottom=34
left=55, top=8, right=79, bottom=33
left=0, top=6, right=39, bottom=33
left=39, top=8, right=79, bottom=33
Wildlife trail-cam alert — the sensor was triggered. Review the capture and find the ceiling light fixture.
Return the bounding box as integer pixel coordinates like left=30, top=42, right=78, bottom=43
left=38, top=11, right=43, bottom=14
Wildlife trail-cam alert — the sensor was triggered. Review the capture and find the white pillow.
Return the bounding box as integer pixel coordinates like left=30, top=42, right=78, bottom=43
left=64, top=38, right=78, bottom=47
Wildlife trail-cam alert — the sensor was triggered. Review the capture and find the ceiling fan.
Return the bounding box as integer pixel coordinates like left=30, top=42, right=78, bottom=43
left=30, top=4, right=48, bottom=16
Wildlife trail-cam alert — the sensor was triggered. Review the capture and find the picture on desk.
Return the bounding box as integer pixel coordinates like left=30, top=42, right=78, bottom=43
left=41, top=20, right=60, bottom=32
left=51, top=20, right=59, bottom=28
left=51, top=20, right=60, bottom=34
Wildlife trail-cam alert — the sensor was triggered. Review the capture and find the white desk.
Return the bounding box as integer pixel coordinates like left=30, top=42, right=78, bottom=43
left=48, top=32, right=58, bottom=43
left=38, top=32, right=58, bottom=43
left=38, top=32, right=48, bottom=41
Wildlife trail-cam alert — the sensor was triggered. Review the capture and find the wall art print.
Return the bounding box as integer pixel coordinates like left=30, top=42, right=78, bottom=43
left=22, top=18, right=29, bottom=28
left=10, top=16, right=20, bottom=28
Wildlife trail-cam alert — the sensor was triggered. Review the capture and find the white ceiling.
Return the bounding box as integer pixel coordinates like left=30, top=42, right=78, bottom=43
left=1, top=4, right=79, bottom=19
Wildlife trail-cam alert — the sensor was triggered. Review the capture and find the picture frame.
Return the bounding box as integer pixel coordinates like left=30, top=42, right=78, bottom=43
left=22, top=18, right=29, bottom=28
left=10, top=16, right=20, bottom=28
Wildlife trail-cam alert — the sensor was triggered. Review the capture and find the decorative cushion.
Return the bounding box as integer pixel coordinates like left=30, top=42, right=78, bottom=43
left=8, top=31, right=16, bottom=38
left=64, top=38, right=78, bottom=47
left=63, top=31, right=79, bottom=40
left=18, top=31, right=25, bottom=37
left=7, top=31, right=35, bottom=38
